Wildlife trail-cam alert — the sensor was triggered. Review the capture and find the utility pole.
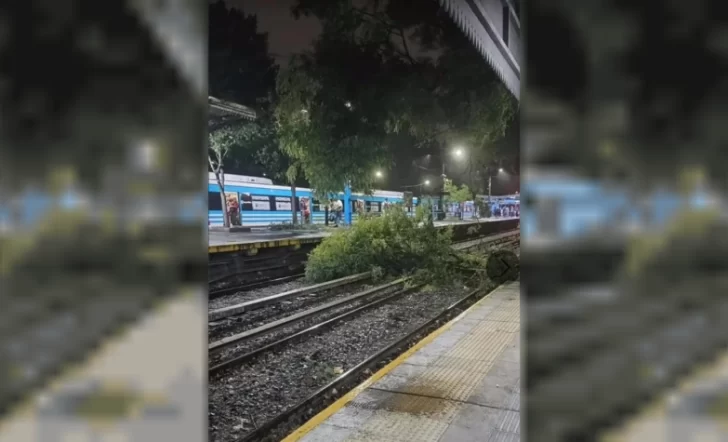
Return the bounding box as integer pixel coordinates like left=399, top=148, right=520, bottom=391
left=441, top=162, right=447, bottom=192
left=488, top=175, right=492, bottom=203
left=440, top=162, right=447, bottom=218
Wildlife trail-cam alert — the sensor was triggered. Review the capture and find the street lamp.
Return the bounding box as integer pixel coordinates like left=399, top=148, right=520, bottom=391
left=424, top=179, right=430, bottom=186
left=488, top=168, right=507, bottom=202
left=375, top=170, right=383, bottom=178
left=442, top=147, right=466, bottom=191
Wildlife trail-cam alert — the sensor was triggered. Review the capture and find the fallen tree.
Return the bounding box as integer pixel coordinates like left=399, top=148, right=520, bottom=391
left=305, top=206, right=492, bottom=285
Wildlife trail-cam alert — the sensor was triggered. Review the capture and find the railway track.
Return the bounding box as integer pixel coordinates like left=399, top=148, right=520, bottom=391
left=208, top=237, right=520, bottom=441
left=208, top=233, right=520, bottom=359
left=208, top=278, right=413, bottom=364
left=222, top=278, right=517, bottom=442
left=209, top=280, right=421, bottom=375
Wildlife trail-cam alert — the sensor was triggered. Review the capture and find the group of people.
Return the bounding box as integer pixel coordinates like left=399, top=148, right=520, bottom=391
left=494, top=204, right=519, bottom=218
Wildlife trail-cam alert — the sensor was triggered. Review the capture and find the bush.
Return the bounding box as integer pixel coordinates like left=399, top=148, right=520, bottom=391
left=268, top=222, right=322, bottom=231
left=305, top=205, right=486, bottom=284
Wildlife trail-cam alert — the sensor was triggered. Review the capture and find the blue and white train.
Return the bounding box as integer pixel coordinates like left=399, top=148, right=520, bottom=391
left=208, top=173, right=418, bottom=227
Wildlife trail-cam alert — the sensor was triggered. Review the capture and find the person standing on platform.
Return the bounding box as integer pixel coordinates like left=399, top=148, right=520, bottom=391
left=333, top=199, right=343, bottom=226
left=301, top=197, right=311, bottom=224
left=226, top=194, right=240, bottom=226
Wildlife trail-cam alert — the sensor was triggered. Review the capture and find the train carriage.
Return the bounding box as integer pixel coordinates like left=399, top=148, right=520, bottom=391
left=208, top=173, right=418, bottom=227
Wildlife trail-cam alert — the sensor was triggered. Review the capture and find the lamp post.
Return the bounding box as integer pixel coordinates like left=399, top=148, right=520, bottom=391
left=438, top=147, right=465, bottom=218
left=488, top=167, right=506, bottom=203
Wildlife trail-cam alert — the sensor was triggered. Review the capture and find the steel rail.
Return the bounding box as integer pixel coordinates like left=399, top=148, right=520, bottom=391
left=209, top=272, right=372, bottom=321
left=208, top=278, right=408, bottom=354
left=209, top=284, right=424, bottom=375
left=209, top=273, right=305, bottom=300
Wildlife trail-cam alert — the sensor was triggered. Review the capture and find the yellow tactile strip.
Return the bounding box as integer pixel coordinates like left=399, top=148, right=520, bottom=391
left=208, top=237, right=322, bottom=254
left=340, top=291, right=520, bottom=441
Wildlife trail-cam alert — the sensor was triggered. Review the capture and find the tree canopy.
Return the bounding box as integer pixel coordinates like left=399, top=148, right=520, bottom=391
left=275, top=0, right=518, bottom=195
left=209, top=0, right=278, bottom=107
left=208, top=0, right=296, bottom=184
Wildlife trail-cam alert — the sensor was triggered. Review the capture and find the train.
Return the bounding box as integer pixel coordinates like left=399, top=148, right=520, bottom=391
left=419, top=194, right=520, bottom=219
left=520, top=172, right=720, bottom=242
left=208, top=173, right=419, bottom=227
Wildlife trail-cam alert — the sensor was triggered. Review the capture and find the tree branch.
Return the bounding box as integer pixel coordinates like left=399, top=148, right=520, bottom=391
left=398, top=27, right=416, bottom=64
left=208, top=154, right=219, bottom=173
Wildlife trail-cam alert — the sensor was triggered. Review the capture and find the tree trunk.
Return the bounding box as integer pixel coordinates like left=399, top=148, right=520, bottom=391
left=290, top=182, right=298, bottom=225
left=215, top=169, right=230, bottom=228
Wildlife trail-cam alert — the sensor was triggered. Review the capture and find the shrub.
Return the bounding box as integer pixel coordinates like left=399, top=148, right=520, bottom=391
left=268, top=222, right=322, bottom=231
left=305, top=205, right=486, bottom=284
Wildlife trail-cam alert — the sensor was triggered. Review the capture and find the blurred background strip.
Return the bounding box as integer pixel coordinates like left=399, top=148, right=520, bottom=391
left=0, top=0, right=207, bottom=440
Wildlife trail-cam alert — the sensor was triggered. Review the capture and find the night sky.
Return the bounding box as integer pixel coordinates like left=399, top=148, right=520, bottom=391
left=224, top=0, right=321, bottom=66
left=223, top=0, right=519, bottom=195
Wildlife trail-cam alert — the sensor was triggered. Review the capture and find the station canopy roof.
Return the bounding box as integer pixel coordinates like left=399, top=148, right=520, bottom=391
left=208, top=96, right=257, bottom=131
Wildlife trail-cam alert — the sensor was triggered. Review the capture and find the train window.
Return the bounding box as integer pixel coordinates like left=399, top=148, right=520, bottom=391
left=366, top=201, right=381, bottom=212
left=208, top=192, right=222, bottom=211
left=240, top=193, right=252, bottom=211
left=274, top=196, right=293, bottom=211
left=241, top=193, right=273, bottom=211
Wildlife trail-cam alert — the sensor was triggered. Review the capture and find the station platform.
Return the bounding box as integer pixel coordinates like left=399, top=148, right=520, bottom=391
left=209, top=217, right=520, bottom=254
left=285, top=281, right=521, bottom=442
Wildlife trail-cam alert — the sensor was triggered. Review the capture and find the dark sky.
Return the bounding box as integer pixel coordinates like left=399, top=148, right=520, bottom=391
left=224, top=0, right=321, bottom=66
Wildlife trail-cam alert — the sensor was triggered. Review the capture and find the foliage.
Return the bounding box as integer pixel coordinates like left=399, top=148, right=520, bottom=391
left=275, top=49, right=392, bottom=195
left=305, top=205, right=486, bottom=285
left=209, top=0, right=299, bottom=184
left=268, top=222, right=324, bottom=232
left=277, top=0, right=518, bottom=195
left=444, top=181, right=473, bottom=204
left=209, top=0, right=307, bottom=225
left=208, top=123, right=268, bottom=176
